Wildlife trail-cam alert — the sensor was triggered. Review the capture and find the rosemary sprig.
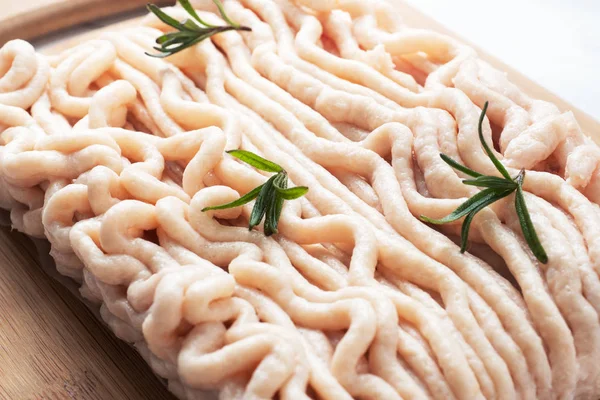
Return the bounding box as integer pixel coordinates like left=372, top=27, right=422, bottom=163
left=202, top=150, right=308, bottom=236
left=146, top=0, right=251, bottom=58
left=420, top=102, right=548, bottom=264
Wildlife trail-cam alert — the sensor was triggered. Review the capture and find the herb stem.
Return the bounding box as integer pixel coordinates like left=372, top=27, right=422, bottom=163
left=146, top=0, right=251, bottom=58
left=420, top=102, right=548, bottom=264
left=202, top=150, right=308, bottom=236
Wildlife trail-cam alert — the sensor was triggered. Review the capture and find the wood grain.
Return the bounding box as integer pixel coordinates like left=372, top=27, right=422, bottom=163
left=0, top=0, right=172, bottom=45
left=0, top=227, right=175, bottom=400
left=0, top=1, right=599, bottom=400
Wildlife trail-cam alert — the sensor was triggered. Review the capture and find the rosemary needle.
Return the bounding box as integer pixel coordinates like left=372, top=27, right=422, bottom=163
left=146, top=0, right=251, bottom=58
left=420, top=102, right=548, bottom=264
left=202, top=150, right=308, bottom=236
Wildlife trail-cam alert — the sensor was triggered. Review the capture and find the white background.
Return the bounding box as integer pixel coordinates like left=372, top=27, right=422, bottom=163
left=406, top=0, right=600, bottom=120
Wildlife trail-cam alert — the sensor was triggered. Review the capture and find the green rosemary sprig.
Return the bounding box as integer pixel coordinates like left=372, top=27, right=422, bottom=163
left=420, top=102, right=548, bottom=264
left=145, top=0, right=251, bottom=58
left=202, top=150, right=308, bottom=236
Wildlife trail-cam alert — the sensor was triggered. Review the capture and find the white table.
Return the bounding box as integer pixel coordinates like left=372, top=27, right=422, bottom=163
left=407, top=0, right=600, bottom=120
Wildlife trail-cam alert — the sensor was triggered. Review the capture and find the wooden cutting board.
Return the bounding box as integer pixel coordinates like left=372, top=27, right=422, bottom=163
left=0, top=0, right=172, bottom=44
left=0, top=4, right=174, bottom=400
left=0, top=1, right=599, bottom=399
left=0, top=228, right=175, bottom=399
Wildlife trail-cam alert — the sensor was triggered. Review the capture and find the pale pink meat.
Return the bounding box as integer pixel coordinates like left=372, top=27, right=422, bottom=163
left=1, top=0, right=599, bottom=399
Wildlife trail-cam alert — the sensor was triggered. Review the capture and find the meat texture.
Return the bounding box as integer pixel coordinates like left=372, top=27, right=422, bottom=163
left=0, top=1, right=599, bottom=399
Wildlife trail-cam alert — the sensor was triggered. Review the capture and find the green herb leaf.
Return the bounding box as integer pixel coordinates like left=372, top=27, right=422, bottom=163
left=178, top=0, right=215, bottom=28
left=181, top=19, right=201, bottom=31
left=264, top=174, right=288, bottom=236
left=440, top=154, right=482, bottom=178
left=201, top=184, right=263, bottom=211
left=263, top=194, right=280, bottom=236
left=147, top=4, right=188, bottom=31
left=420, top=187, right=512, bottom=225
left=146, top=0, right=251, bottom=58
left=462, top=176, right=517, bottom=190
left=264, top=173, right=287, bottom=236
left=276, top=186, right=309, bottom=200
left=155, top=31, right=197, bottom=45
left=201, top=151, right=308, bottom=235
left=249, top=175, right=276, bottom=230
left=421, top=101, right=548, bottom=262
left=458, top=190, right=512, bottom=252
left=515, top=183, right=548, bottom=264
left=227, top=150, right=283, bottom=173
left=459, top=211, right=477, bottom=252
left=271, top=195, right=285, bottom=234
left=478, top=101, right=512, bottom=180
left=274, top=177, right=309, bottom=200
left=213, top=0, right=240, bottom=28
